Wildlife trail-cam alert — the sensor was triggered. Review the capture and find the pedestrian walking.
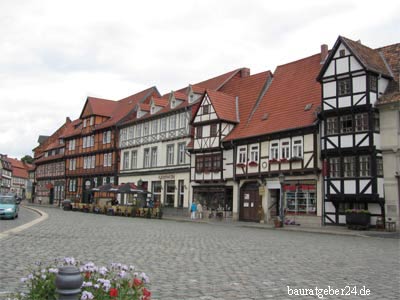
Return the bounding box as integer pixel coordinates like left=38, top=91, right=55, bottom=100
left=197, top=202, right=203, bottom=219
left=190, top=201, right=197, bottom=219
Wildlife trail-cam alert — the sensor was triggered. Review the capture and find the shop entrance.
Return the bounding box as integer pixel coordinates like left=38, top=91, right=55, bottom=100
left=239, top=182, right=261, bottom=222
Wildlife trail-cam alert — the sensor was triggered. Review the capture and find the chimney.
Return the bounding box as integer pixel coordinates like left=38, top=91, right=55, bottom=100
left=320, top=44, right=328, bottom=64
left=66, top=117, right=71, bottom=124
left=240, top=68, right=250, bottom=78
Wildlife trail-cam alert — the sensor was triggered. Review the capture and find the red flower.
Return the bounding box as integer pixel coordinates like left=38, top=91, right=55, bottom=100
left=143, top=287, right=151, bottom=299
left=85, top=271, right=91, bottom=279
left=133, top=277, right=142, bottom=287
left=109, top=288, right=118, bottom=297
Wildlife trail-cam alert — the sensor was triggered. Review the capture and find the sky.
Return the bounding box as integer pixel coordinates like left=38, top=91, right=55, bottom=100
left=0, top=0, right=399, bottom=159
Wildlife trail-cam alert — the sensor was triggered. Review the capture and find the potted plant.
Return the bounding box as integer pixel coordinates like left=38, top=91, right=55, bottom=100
left=345, top=209, right=371, bottom=230
left=236, top=163, right=246, bottom=168
left=269, top=159, right=279, bottom=164
left=248, top=161, right=258, bottom=167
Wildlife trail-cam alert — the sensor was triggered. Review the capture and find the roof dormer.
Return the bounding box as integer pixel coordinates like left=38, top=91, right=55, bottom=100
left=135, top=103, right=150, bottom=119
left=187, top=85, right=203, bottom=104
left=150, top=96, right=168, bottom=115
left=169, top=91, right=185, bottom=109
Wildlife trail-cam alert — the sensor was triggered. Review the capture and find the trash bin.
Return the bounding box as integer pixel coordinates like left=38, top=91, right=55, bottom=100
left=62, top=199, right=72, bottom=211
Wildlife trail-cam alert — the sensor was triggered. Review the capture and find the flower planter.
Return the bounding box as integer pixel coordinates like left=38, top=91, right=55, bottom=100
left=346, top=212, right=370, bottom=230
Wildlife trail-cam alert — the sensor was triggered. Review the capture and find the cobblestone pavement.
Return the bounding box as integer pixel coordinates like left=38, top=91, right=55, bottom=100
left=0, top=206, right=39, bottom=233
left=0, top=207, right=399, bottom=300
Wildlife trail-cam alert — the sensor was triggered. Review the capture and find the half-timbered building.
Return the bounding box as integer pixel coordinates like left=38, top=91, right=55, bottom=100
left=190, top=71, right=272, bottom=220
left=118, top=69, right=251, bottom=213
left=33, top=118, right=75, bottom=204
left=223, top=51, right=325, bottom=224
left=62, top=87, right=158, bottom=204
left=318, top=36, right=399, bottom=226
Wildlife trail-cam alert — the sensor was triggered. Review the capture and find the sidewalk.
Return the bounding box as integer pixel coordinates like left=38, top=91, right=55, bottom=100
left=24, top=202, right=400, bottom=239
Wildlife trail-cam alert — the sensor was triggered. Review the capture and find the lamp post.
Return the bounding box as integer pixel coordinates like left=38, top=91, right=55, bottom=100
left=278, top=173, right=285, bottom=227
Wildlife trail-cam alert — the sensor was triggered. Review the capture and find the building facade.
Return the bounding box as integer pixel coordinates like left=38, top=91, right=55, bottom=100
left=318, top=36, right=399, bottom=226
left=0, top=154, right=12, bottom=193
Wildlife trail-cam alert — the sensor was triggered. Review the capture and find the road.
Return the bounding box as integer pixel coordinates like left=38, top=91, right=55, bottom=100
left=0, top=207, right=399, bottom=299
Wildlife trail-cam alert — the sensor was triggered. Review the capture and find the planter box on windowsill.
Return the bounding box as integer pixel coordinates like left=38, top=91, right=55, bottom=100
left=290, top=157, right=303, bottom=162
left=236, top=163, right=246, bottom=168
left=280, top=158, right=288, bottom=163
left=248, top=161, right=258, bottom=167
left=268, top=159, right=279, bottom=164
left=346, top=211, right=371, bottom=230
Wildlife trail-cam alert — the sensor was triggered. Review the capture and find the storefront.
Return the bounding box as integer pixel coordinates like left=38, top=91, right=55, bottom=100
left=192, top=185, right=233, bottom=218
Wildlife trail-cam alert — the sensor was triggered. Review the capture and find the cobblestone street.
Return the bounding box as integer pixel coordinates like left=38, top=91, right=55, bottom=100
left=0, top=207, right=399, bottom=299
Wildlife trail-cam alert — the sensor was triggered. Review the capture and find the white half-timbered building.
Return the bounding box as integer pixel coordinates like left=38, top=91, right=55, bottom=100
left=224, top=52, right=324, bottom=225
left=189, top=71, right=273, bottom=220
left=318, top=36, right=398, bottom=226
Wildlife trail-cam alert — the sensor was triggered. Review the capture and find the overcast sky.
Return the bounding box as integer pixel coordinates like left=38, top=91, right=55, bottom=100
left=0, top=0, right=399, bottom=159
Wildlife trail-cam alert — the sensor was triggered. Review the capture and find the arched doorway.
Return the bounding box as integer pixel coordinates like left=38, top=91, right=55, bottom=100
left=239, top=182, right=261, bottom=222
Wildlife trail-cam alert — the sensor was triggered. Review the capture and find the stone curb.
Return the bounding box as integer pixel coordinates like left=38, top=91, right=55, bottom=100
left=0, top=205, right=48, bottom=240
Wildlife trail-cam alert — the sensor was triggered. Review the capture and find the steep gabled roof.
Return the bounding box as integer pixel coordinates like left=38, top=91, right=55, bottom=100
left=204, top=90, right=239, bottom=123
left=80, top=97, right=118, bottom=119
left=7, top=157, right=29, bottom=179
left=317, top=36, right=392, bottom=81
left=225, top=54, right=321, bottom=141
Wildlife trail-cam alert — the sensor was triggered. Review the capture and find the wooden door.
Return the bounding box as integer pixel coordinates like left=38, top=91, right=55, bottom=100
left=240, top=182, right=261, bottom=222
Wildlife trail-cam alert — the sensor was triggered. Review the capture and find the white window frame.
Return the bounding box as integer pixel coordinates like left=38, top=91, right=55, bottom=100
left=249, top=145, right=259, bottom=162
left=280, top=139, right=290, bottom=160
left=270, top=141, right=279, bottom=160
left=90, top=116, right=94, bottom=126
left=179, top=112, right=186, bottom=128
left=238, top=147, right=247, bottom=164
left=151, top=147, right=158, bottom=167
left=160, top=118, right=167, bottom=132
left=143, top=148, right=150, bottom=168
left=167, top=144, right=174, bottom=165
left=131, top=150, right=137, bottom=169
left=169, top=115, right=176, bottom=130
left=292, top=138, right=303, bottom=158
left=123, top=151, right=130, bottom=170
left=177, top=143, right=186, bottom=164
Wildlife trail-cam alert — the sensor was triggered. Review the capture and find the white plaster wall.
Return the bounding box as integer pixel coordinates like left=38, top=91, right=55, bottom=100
left=350, top=56, right=362, bottom=71
left=344, top=180, right=356, bottom=194
left=336, top=57, right=349, bottom=74
left=223, top=149, right=234, bottom=179
left=341, top=135, right=353, bottom=148
left=359, top=180, right=372, bottom=194
left=323, top=81, right=336, bottom=98
left=338, top=96, right=351, bottom=108
left=352, top=76, right=366, bottom=93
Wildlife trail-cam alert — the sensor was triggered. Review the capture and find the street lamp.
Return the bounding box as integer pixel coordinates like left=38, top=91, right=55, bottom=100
left=278, top=173, right=285, bottom=227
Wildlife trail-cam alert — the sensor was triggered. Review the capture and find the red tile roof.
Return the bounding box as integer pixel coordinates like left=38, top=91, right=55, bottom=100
left=7, top=157, right=29, bottom=179
left=205, top=90, right=239, bottom=123
left=225, top=54, right=321, bottom=141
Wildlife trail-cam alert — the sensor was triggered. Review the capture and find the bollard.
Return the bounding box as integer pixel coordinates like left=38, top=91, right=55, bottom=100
left=55, top=266, right=83, bottom=300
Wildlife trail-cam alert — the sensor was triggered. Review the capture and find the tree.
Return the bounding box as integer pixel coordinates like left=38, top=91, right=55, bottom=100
left=21, top=155, right=34, bottom=164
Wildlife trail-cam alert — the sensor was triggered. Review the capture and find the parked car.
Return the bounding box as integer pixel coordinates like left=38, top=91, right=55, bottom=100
left=0, top=194, right=19, bottom=219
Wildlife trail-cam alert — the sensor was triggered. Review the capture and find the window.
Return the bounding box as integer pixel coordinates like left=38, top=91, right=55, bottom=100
left=250, top=145, right=259, bottom=162
left=329, top=157, right=341, bottom=178
left=196, top=154, right=221, bottom=172
left=123, top=151, right=130, bottom=170
left=376, top=157, right=383, bottom=176
left=338, top=78, right=351, bottom=96
left=359, top=156, right=371, bottom=177
left=369, top=75, right=377, bottom=92
left=167, top=144, right=174, bottom=165
left=91, top=155, right=96, bottom=168
left=69, top=179, right=76, bottom=192
left=143, top=122, right=149, bottom=136
left=178, top=180, right=184, bottom=208
left=285, top=184, right=316, bottom=214
left=151, top=147, right=157, bottom=167
left=107, top=153, right=112, bottom=167
left=164, top=181, right=175, bottom=207
left=355, top=113, right=368, bottom=132
left=340, top=115, right=353, bottom=133
left=69, top=158, right=76, bottom=171
left=83, top=136, right=87, bottom=149
left=339, top=49, right=346, bottom=57
left=196, top=126, right=203, bottom=138
left=160, top=118, right=167, bottom=132
left=103, top=153, right=111, bottom=167
left=69, top=139, right=76, bottom=151
left=83, top=119, right=87, bottom=128
left=374, top=113, right=380, bottom=132
left=195, top=155, right=204, bottom=172
left=203, top=105, right=210, bottom=114
left=90, top=116, right=94, bottom=126
left=103, top=131, right=111, bottom=144
left=210, top=124, right=218, bottom=137
left=280, top=140, right=290, bottom=160
left=270, top=142, right=279, bottom=160
left=143, top=148, right=150, bottom=168
left=177, top=143, right=186, bottom=164
left=152, top=181, right=162, bottom=204
left=179, top=112, right=186, bottom=128
left=130, top=150, right=137, bottom=169
left=89, top=135, right=94, bottom=147
left=151, top=120, right=158, bottom=135
left=136, top=124, right=142, bottom=137
left=292, top=138, right=303, bottom=158
left=169, top=115, right=176, bottom=130
left=343, top=156, right=355, bottom=177
left=238, top=147, right=247, bottom=164
left=326, top=117, right=338, bottom=135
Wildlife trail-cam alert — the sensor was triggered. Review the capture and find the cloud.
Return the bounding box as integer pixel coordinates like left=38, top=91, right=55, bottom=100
left=0, top=0, right=399, bottom=158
